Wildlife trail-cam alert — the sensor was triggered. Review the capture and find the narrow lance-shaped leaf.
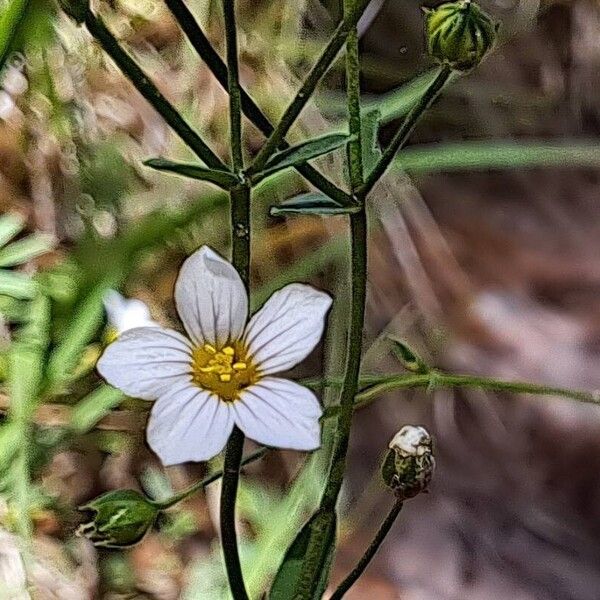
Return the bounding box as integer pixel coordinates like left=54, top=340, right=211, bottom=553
left=270, top=193, right=361, bottom=217
left=392, top=141, right=600, bottom=174
left=269, top=508, right=337, bottom=600
left=253, top=133, right=352, bottom=183
left=69, top=385, right=126, bottom=435
left=0, top=269, right=37, bottom=299
left=0, top=213, right=25, bottom=248
left=144, top=158, right=241, bottom=190
left=46, top=275, right=119, bottom=389
left=0, top=233, right=55, bottom=267
left=0, top=0, right=29, bottom=71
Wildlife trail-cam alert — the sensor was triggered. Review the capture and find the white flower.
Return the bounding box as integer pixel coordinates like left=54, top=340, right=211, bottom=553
left=97, top=246, right=331, bottom=465
left=103, top=290, right=158, bottom=336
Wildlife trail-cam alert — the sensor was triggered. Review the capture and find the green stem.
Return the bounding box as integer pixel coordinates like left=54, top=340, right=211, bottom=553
left=155, top=447, right=268, bottom=510
left=345, top=26, right=364, bottom=192
left=353, top=370, right=600, bottom=409
left=81, top=8, right=227, bottom=171
left=360, top=65, right=453, bottom=196
left=248, top=0, right=370, bottom=175
left=163, top=0, right=352, bottom=206
left=296, top=6, right=367, bottom=587
left=220, top=2, right=250, bottom=598
left=329, top=499, right=403, bottom=600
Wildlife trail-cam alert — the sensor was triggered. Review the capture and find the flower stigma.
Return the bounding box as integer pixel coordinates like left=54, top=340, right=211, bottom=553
left=191, top=342, right=258, bottom=401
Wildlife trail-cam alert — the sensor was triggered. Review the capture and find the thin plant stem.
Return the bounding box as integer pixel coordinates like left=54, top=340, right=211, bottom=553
left=295, top=1, right=367, bottom=592
left=163, top=0, right=352, bottom=206
left=360, top=65, right=453, bottom=196
left=353, top=370, right=600, bottom=409
left=81, top=8, right=227, bottom=171
left=248, top=0, right=370, bottom=175
left=220, top=1, right=250, bottom=598
left=329, top=499, right=404, bottom=600
left=156, top=447, right=268, bottom=510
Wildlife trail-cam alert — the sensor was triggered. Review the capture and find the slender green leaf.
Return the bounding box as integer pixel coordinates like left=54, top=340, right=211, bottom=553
left=269, top=508, right=337, bottom=600
left=365, top=68, right=451, bottom=124
left=254, top=134, right=351, bottom=182
left=270, top=193, right=361, bottom=217
left=144, top=158, right=240, bottom=189
left=361, top=108, right=383, bottom=176
left=0, top=233, right=54, bottom=267
left=0, top=0, right=55, bottom=73
left=47, top=276, right=118, bottom=389
left=0, top=269, right=37, bottom=299
left=0, top=213, right=25, bottom=248
left=393, top=141, right=600, bottom=173
left=69, top=385, right=126, bottom=435
left=0, top=0, right=29, bottom=71
left=9, top=293, right=51, bottom=417
left=321, top=69, right=449, bottom=125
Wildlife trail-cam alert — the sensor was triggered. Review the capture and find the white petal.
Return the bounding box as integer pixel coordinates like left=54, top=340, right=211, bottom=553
left=97, top=327, right=192, bottom=400
left=175, top=246, right=248, bottom=348
left=103, top=290, right=158, bottom=334
left=234, top=377, right=322, bottom=450
left=147, top=384, right=234, bottom=465
left=244, top=284, right=332, bottom=374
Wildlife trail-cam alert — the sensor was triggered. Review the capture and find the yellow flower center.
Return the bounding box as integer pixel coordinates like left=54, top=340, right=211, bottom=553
left=191, top=342, right=259, bottom=401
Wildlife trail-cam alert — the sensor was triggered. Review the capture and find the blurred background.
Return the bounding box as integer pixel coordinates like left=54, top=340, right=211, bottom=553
left=1, top=0, right=600, bottom=598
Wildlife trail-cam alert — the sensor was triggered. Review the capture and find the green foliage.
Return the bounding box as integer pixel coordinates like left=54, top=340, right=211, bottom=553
left=0, top=213, right=55, bottom=300
left=0, top=0, right=29, bottom=71
left=68, top=385, right=125, bottom=435
left=46, top=277, right=118, bottom=390
left=144, top=158, right=241, bottom=190
left=270, top=193, right=361, bottom=217
left=0, top=0, right=55, bottom=72
left=0, top=233, right=54, bottom=268
left=269, top=508, right=337, bottom=600
left=252, top=133, right=352, bottom=183
left=393, top=140, right=600, bottom=173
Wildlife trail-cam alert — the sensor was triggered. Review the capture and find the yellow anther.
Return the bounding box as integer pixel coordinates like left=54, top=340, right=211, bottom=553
left=191, top=341, right=258, bottom=402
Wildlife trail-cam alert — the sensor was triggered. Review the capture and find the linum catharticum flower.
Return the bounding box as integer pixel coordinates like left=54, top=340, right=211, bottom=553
left=97, top=246, right=332, bottom=465
left=103, top=289, right=158, bottom=341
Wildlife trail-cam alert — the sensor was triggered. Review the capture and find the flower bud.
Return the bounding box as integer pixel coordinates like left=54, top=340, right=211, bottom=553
left=77, top=490, right=158, bottom=548
left=381, top=425, right=434, bottom=500
left=425, top=0, right=498, bottom=71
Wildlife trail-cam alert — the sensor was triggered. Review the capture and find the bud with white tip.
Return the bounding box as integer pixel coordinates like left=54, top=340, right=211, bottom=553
left=381, top=425, right=435, bottom=500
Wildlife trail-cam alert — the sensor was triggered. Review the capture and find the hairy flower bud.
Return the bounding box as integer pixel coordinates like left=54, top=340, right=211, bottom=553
left=77, top=490, right=158, bottom=548
left=425, top=0, right=498, bottom=71
left=381, top=425, right=434, bottom=500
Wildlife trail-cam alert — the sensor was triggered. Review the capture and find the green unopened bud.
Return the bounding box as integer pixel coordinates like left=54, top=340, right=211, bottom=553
left=77, top=490, right=158, bottom=548
left=381, top=425, right=434, bottom=500
left=425, top=0, right=498, bottom=71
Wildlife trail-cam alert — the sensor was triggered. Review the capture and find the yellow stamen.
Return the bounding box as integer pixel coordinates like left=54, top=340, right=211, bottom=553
left=191, top=342, right=259, bottom=402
